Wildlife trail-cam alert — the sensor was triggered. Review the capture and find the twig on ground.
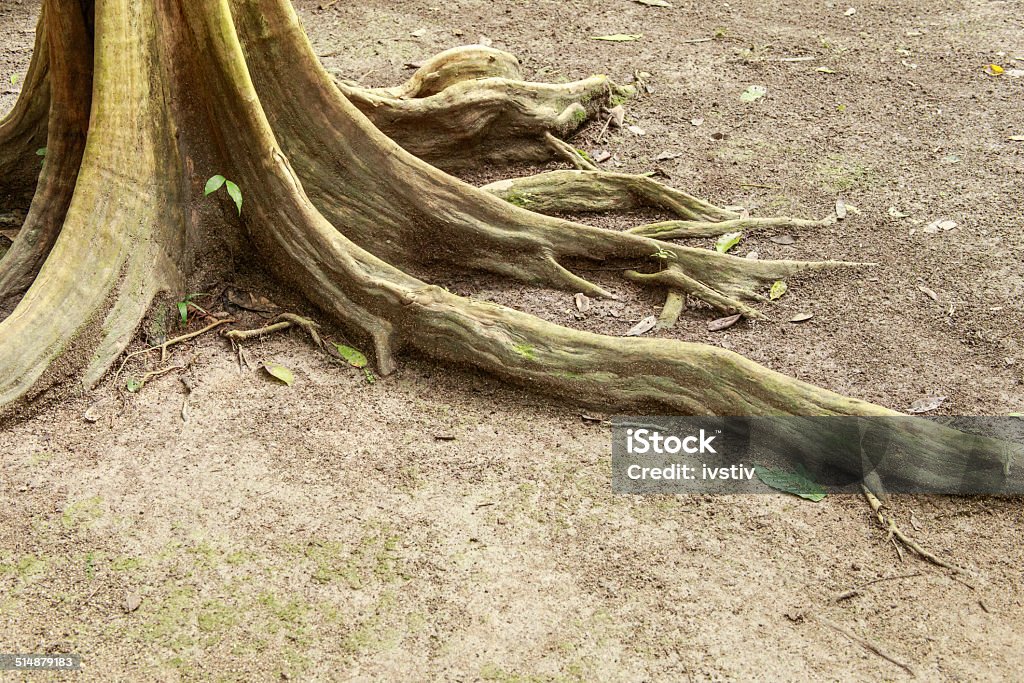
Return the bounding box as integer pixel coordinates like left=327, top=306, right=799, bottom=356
left=834, top=572, right=923, bottom=602
left=817, top=617, right=916, bottom=676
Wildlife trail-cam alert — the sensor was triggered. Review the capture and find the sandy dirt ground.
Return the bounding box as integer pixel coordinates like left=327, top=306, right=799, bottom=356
left=1, top=0, right=1023, bottom=680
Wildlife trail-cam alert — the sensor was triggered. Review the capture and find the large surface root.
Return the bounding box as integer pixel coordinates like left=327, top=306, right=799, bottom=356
left=197, top=0, right=893, bottom=422
left=335, top=44, right=633, bottom=170
left=0, top=7, right=51, bottom=209
left=481, top=169, right=835, bottom=238
left=232, top=0, right=847, bottom=317
left=0, top=0, right=92, bottom=308
left=0, top=0, right=186, bottom=414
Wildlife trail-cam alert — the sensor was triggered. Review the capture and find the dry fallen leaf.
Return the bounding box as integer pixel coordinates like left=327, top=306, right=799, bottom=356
left=655, top=150, right=681, bottom=161
left=984, top=63, right=1004, bottom=76
left=745, top=251, right=760, bottom=260
left=789, top=312, right=814, bottom=323
left=574, top=293, right=591, bottom=313
left=627, top=125, right=646, bottom=136
left=708, top=313, right=742, bottom=332
left=908, top=396, right=946, bottom=414
left=922, top=219, right=957, bottom=234
left=844, top=7, right=856, bottom=16
left=770, top=234, right=796, bottom=245
left=690, top=117, right=704, bottom=126
left=627, top=316, right=658, bottom=336
left=593, top=151, right=611, bottom=163
left=608, top=105, right=625, bottom=128
left=835, top=199, right=847, bottom=220
left=917, top=284, right=939, bottom=301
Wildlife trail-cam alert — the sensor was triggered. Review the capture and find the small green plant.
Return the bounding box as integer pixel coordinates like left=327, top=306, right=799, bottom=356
left=175, top=292, right=209, bottom=325
left=36, top=147, right=46, bottom=165
left=651, top=247, right=675, bottom=261
left=205, top=175, right=243, bottom=214
left=10, top=74, right=18, bottom=85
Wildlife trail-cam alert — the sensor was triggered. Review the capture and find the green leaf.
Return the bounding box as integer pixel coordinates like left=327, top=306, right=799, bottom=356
left=363, top=368, right=376, bottom=384
left=224, top=180, right=243, bottom=215
left=204, top=175, right=226, bottom=196
left=263, top=362, right=294, bottom=386
left=739, top=85, right=767, bottom=102
left=36, top=147, right=47, bottom=157
left=756, top=466, right=826, bottom=502
left=769, top=280, right=788, bottom=300
left=634, top=0, right=672, bottom=6
left=334, top=343, right=368, bottom=369
left=177, top=301, right=188, bottom=324
left=126, top=377, right=142, bottom=393
left=715, top=231, right=742, bottom=253
left=591, top=34, right=643, bottom=42
left=10, top=74, right=18, bottom=85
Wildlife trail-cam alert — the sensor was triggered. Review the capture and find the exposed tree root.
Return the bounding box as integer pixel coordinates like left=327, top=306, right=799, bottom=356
left=0, top=0, right=92, bottom=307
left=116, top=319, right=235, bottom=382
left=481, top=169, right=737, bottom=222
left=480, top=169, right=834, bottom=238
left=0, top=0, right=188, bottom=411
left=335, top=44, right=633, bottom=170
left=0, top=0, right=1016, bottom=501
left=223, top=313, right=323, bottom=347
left=0, top=7, right=51, bottom=209
left=232, top=3, right=850, bottom=319
left=861, top=486, right=963, bottom=573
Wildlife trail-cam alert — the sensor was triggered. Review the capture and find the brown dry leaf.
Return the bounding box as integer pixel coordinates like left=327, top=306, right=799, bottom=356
left=770, top=234, right=796, bottom=245
left=574, top=293, right=591, bottom=313
left=708, top=313, right=742, bottom=331
left=789, top=312, right=814, bottom=323
left=593, top=151, right=611, bottom=163
left=627, top=124, right=646, bottom=136
left=627, top=316, right=657, bottom=336
left=655, top=150, right=681, bottom=161
left=745, top=251, right=760, bottom=260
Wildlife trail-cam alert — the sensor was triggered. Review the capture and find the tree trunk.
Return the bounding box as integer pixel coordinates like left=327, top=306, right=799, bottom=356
left=0, top=0, right=1011, bottom=491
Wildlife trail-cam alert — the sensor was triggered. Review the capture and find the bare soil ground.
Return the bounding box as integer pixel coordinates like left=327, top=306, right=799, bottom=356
left=2, top=0, right=1023, bottom=680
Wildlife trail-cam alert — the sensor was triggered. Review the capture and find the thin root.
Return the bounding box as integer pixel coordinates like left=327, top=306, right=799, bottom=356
left=223, top=312, right=324, bottom=348
left=115, top=318, right=235, bottom=382
left=861, top=485, right=962, bottom=573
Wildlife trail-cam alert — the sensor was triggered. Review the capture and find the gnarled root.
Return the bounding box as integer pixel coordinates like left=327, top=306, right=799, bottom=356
left=334, top=44, right=633, bottom=170
left=193, top=0, right=887, bottom=420
left=0, top=7, right=51, bottom=209
left=232, top=2, right=849, bottom=318
left=481, top=169, right=835, bottom=238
